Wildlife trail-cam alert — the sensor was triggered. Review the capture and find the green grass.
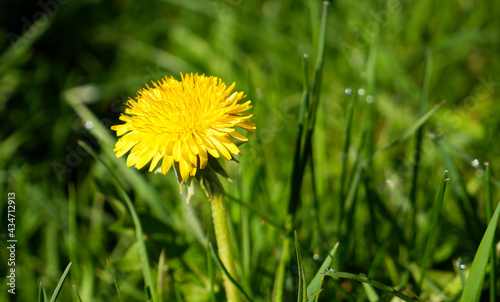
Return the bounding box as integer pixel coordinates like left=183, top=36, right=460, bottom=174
left=1, top=0, right=500, bottom=301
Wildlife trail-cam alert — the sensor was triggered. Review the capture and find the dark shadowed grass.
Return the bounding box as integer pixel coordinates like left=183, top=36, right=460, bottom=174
left=418, top=170, right=448, bottom=293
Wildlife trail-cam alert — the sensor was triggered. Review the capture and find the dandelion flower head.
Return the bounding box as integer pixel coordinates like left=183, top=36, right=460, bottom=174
left=112, top=73, right=255, bottom=180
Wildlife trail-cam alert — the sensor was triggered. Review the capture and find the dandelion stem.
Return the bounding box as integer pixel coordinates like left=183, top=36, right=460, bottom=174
left=211, top=193, right=240, bottom=302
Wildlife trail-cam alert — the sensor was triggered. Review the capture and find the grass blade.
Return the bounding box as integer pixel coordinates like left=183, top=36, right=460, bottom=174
left=306, top=0, right=329, bottom=132
left=49, top=262, right=72, bottom=302
left=156, top=249, right=166, bottom=302
left=434, top=138, right=482, bottom=239
left=377, top=100, right=445, bottom=154
left=306, top=242, right=339, bottom=302
left=38, top=282, right=48, bottom=302
left=418, top=170, right=448, bottom=293
left=461, top=202, right=500, bottom=302
left=107, top=259, right=124, bottom=302
left=335, top=86, right=357, bottom=240
left=409, top=49, right=433, bottom=250
left=72, top=285, right=83, bottom=302
left=295, top=231, right=307, bottom=302
left=78, top=140, right=157, bottom=302
left=361, top=34, right=378, bottom=160
left=68, top=184, right=79, bottom=284
left=288, top=0, right=329, bottom=218
left=207, top=238, right=217, bottom=302
left=324, top=270, right=418, bottom=302
left=272, top=235, right=290, bottom=302
left=209, top=242, right=253, bottom=302
left=484, top=163, right=496, bottom=302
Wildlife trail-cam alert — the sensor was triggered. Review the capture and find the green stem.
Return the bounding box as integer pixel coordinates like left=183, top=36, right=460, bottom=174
left=212, top=194, right=240, bottom=302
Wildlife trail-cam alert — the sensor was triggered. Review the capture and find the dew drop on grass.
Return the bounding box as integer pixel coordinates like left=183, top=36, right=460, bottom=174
left=445, top=177, right=450, bottom=182
left=324, top=267, right=335, bottom=273
left=471, top=158, right=480, bottom=168
left=313, top=253, right=319, bottom=260
left=444, top=169, right=448, bottom=173
left=456, top=259, right=466, bottom=270
left=484, top=161, right=489, bottom=166
left=357, top=88, right=365, bottom=95
left=85, top=120, right=94, bottom=130
left=344, top=87, right=353, bottom=95
left=366, top=95, right=374, bottom=103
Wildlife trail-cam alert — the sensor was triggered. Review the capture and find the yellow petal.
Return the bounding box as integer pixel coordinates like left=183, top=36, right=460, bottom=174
left=174, top=139, right=182, bottom=161
left=229, top=131, right=248, bottom=141
left=179, top=155, right=190, bottom=180
left=161, top=155, right=174, bottom=174
left=135, top=149, right=156, bottom=170
left=219, top=135, right=241, bottom=155
left=208, top=136, right=231, bottom=160
left=236, top=120, right=256, bottom=132
left=114, top=140, right=138, bottom=157
left=149, top=153, right=164, bottom=172
left=200, top=134, right=219, bottom=158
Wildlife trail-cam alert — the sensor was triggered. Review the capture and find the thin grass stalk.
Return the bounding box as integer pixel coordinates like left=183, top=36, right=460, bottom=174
left=294, top=231, right=308, bottom=302
left=418, top=170, right=448, bottom=293
left=156, top=249, right=166, bottom=302
left=241, top=205, right=251, bottom=281
left=288, top=55, right=310, bottom=219
left=433, top=138, right=482, bottom=239
left=339, top=130, right=366, bottom=234
left=272, top=235, right=290, bottom=302
left=209, top=243, right=253, bottom=301
left=377, top=100, right=445, bottom=154
left=335, top=87, right=356, bottom=240
left=339, top=88, right=357, bottom=194
left=72, top=285, right=83, bottom=302
left=288, top=1, right=329, bottom=218
left=226, top=194, right=286, bottom=234
left=68, top=184, right=79, bottom=284
left=207, top=238, right=217, bottom=302
left=362, top=38, right=378, bottom=160
left=409, top=49, right=432, bottom=252
left=49, top=262, right=72, bottom=302
left=39, top=282, right=48, bottom=302
left=106, top=259, right=124, bottom=302
left=325, top=270, right=418, bottom=302
left=484, top=163, right=496, bottom=302
left=309, top=151, right=320, bottom=234
left=427, top=133, right=500, bottom=190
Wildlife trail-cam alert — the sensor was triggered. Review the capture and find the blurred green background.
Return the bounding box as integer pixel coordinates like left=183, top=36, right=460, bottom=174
left=1, top=0, right=500, bottom=301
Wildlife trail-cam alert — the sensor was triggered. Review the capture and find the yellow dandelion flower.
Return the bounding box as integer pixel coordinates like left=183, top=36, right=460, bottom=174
left=111, top=73, right=255, bottom=180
